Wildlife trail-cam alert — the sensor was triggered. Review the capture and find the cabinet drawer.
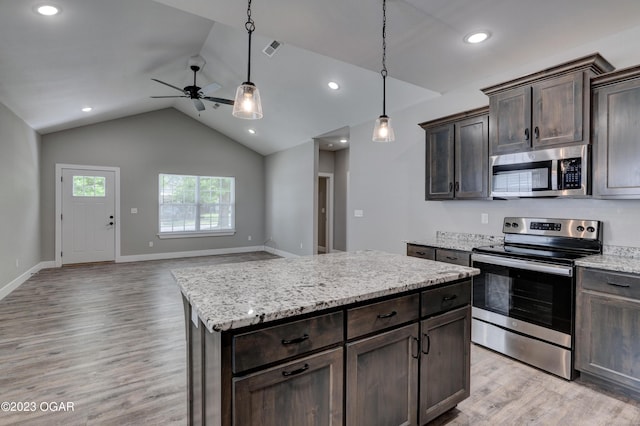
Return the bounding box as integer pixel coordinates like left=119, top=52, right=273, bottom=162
left=421, top=280, right=471, bottom=317
left=407, top=244, right=436, bottom=260
left=579, top=268, right=640, bottom=300
left=233, top=311, right=343, bottom=373
left=436, top=249, right=470, bottom=266
left=347, top=294, right=420, bottom=339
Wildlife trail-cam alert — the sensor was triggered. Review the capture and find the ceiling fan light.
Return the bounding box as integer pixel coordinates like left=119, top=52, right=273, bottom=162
left=232, top=82, right=263, bottom=119
left=372, top=115, right=395, bottom=142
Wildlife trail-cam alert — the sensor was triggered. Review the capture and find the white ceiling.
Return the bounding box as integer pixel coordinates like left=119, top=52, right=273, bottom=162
left=2, top=0, right=640, bottom=155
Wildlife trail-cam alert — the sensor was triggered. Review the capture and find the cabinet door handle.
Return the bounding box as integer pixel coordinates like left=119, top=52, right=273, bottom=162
left=282, top=363, right=309, bottom=377
left=524, top=128, right=530, bottom=141
left=281, top=334, right=309, bottom=345
left=377, top=310, right=397, bottom=319
left=412, top=337, right=420, bottom=359
left=449, top=182, right=453, bottom=192
left=455, top=182, right=460, bottom=192
left=607, top=282, right=631, bottom=288
left=442, top=294, right=458, bottom=302
left=422, top=333, right=431, bottom=355
left=534, top=126, right=539, bottom=139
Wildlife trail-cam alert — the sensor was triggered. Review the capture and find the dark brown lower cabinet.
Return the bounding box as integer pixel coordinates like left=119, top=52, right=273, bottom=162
left=346, top=323, right=419, bottom=426
left=233, top=348, right=344, bottom=426
left=420, top=306, right=471, bottom=424
left=576, top=267, right=640, bottom=394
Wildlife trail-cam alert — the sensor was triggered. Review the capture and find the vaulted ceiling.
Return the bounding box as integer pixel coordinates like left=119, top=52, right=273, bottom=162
left=2, top=0, right=640, bottom=155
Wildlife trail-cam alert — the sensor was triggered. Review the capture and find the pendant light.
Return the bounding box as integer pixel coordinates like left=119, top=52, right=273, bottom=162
left=233, top=0, right=263, bottom=119
left=372, top=0, right=395, bottom=142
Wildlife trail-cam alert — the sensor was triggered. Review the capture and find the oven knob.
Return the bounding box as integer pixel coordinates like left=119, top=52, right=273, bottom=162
left=577, top=226, right=585, bottom=232
left=587, top=226, right=596, bottom=233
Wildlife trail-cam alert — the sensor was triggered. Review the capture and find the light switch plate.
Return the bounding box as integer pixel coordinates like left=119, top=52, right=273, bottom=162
left=354, top=209, right=364, bottom=217
left=131, top=208, right=138, bottom=214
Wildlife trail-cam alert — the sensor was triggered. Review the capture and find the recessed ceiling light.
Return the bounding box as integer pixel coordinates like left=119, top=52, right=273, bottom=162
left=339, top=138, right=348, bottom=143
left=36, top=4, right=61, bottom=16
left=328, top=143, right=334, bottom=148
left=328, top=81, right=340, bottom=90
left=81, top=107, right=92, bottom=112
left=248, top=128, right=256, bottom=134
left=464, top=31, right=490, bottom=44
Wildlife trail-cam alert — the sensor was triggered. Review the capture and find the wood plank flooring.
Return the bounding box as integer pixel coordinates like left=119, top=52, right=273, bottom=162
left=1, top=251, right=639, bottom=425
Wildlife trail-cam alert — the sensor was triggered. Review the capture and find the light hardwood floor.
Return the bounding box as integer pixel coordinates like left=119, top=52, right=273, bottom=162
left=1, top=252, right=638, bottom=426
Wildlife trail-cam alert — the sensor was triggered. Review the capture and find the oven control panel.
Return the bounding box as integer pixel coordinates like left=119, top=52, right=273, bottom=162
left=502, top=217, right=601, bottom=240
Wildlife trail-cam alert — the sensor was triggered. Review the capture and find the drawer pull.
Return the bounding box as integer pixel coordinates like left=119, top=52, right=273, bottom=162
left=281, top=334, right=310, bottom=345
left=442, top=295, right=458, bottom=302
left=282, top=364, right=309, bottom=377
left=416, top=251, right=427, bottom=256
left=422, top=333, right=431, bottom=355
left=607, top=282, right=631, bottom=288
left=445, top=256, right=458, bottom=260
left=377, top=310, right=397, bottom=319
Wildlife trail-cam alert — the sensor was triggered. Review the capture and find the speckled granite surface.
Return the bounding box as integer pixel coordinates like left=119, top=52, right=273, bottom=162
left=407, top=231, right=503, bottom=252
left=576, top=245, right=640, bottom=274
left=172, top=250, right=479, bottom=333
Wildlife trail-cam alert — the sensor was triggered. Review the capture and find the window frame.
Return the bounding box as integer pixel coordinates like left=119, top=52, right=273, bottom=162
left=157, top=173, right=236, bottom=239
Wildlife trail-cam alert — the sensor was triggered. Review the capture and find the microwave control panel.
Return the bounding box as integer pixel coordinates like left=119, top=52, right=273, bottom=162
left=558, top=158, right=582, bottom=189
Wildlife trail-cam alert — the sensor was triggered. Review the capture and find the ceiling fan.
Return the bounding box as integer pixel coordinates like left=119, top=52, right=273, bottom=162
left=151, top=64, right=234, bottom=112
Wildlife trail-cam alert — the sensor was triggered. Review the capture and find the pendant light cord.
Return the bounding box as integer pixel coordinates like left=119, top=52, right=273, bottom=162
left=381, top=0, right=388, bottom=116
left=245, top=0, right=255, bottom=83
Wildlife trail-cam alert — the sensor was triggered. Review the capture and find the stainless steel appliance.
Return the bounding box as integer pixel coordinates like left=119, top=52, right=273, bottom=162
left=471, top=217, right=602, bottom=379
left=490, top=145, right=589, bottom=198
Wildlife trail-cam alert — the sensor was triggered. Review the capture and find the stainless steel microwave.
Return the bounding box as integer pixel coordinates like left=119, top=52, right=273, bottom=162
left=490, top=145, right=589, bottom=198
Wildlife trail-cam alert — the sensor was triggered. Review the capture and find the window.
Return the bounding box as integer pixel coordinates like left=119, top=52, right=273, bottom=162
left=73, top=176, right=106, bottom=197
left=159, top=173, right=235, bottom=237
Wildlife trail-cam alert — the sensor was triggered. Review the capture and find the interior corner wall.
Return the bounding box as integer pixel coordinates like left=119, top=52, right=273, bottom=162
left=265, top=141, right=315, bottom=256
left=39, top=108, right=265, bottom=260
left=0, top=102, right=41, bottom=288
left=333, top=148, right=349, bottom=251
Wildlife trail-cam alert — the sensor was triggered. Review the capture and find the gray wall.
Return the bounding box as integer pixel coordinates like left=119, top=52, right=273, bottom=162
left=265, top=141, right=315, bottom=256
left=318, top=150, right=335, bottom=174
left=334, top=148, right=349, bottom=251
left=0, top=102, right=41, bottom=286
left=40, top=108, right=265, bottom=260
left=347, top=29, right=640, bottom=253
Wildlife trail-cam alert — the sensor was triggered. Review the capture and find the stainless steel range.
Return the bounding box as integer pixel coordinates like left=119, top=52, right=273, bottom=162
left=471, top=217, right=603, bottom=380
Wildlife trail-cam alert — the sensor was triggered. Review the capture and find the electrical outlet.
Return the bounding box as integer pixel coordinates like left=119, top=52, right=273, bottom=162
left=481, top=213, right=489, bottom=224
left=248, top=235, right=252, bottom=241
left=15, top=259, right=19, bottom=268
left=148, top=241, right=154, bottom=247
left=300, top=242, right=303, bottom=249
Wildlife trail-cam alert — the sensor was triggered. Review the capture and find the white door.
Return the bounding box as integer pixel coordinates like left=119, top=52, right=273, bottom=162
left=61, top=168, right=116, bottom=264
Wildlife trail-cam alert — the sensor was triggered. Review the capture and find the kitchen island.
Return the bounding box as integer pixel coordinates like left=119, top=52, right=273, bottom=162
left=173, top=250, right=479, bottom=426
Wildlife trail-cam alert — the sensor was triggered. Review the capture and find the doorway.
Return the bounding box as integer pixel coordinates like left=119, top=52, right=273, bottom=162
left=56, top=164, right=120, bottom=266
left=317, top=173, right=334, bottom=254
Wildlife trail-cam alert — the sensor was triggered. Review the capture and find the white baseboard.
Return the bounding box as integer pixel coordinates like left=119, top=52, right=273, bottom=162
left=0, top=261, right=55, bottom=301
left=263, top=246, right=299, bottom=258
left=117, top=245, right=268, bottom=263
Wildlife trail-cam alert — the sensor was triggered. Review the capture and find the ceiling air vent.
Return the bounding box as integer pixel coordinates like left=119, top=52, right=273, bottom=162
left=263, top=40, right=282, bottom=57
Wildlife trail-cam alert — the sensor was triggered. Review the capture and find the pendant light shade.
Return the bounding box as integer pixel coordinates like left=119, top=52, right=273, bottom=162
left=233, top=0, right=263, bottom=120
left=372, top=115, right=395, bottom=142
left=372, top=0, right=395, bottom=142
left=233, top=82, right=263, bottom=119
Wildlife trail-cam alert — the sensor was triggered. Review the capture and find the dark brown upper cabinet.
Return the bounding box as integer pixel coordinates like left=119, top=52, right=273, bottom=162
left=482, top=54, right=614, bottom=155
left=591, top=65, right=640, bottom=198
left=420, top=107, right=489, bottom=200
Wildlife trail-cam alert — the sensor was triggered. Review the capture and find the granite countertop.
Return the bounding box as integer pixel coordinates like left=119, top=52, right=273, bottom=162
left=407, top=231, right=503, bottom=252
left=172, top=250, right=479, bottom=333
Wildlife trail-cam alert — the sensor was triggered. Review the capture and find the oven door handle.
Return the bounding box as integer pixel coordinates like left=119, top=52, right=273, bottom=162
left=471, top=254, right=573, bottom=277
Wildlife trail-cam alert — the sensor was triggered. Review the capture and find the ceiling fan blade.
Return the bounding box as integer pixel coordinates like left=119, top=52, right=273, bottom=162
left=150, top=95, right=188, bottom=98
left=193, top=99, right=206, bottom=112
left=203, top=96, right=235, bottom=106
left=151, top=78, right=186, bottom=93
left=199, top=82, right=222, bottom=95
